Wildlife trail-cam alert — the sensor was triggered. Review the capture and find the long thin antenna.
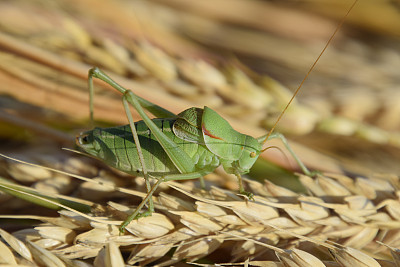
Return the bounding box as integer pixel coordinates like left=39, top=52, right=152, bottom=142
left=261, top=0, right=358, bottom=148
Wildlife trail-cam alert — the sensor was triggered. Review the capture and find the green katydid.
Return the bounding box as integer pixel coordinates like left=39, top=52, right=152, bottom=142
left=77, top=68, right=310, bottom=233
left=76, top=1, right=358, bottom=233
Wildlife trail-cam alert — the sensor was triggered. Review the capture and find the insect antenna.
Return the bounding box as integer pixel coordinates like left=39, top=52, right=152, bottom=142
left=261, top=0, right=358, bottom=151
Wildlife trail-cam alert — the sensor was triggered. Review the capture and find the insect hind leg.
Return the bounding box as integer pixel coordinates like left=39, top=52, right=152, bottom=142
left=119, top=178, right=163, bottom=233
left=122, top=95, right=154, bottom=218
left=88, top=67, right=155, bottom=229
left=120, top=170, right=210, bottom=233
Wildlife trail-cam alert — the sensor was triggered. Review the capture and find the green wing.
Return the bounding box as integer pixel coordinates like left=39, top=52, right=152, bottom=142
left=173, top=107, right=204, bottom=144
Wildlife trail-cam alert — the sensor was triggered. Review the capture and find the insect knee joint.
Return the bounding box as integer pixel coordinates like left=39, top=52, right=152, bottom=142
left=89, top=66, right=101, bottom=78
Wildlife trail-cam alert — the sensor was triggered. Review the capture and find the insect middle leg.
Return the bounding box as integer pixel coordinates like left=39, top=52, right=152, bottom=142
left=122, top=96, right=154, bottom=216
left=120, top=170, right=210, bottom=232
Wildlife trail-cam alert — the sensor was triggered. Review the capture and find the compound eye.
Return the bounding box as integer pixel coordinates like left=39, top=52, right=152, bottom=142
left=250, top=152, right=256, bottom=158
left=82, top=135, right=89, bottom=143
left=77, top=133, right=90, bottom=145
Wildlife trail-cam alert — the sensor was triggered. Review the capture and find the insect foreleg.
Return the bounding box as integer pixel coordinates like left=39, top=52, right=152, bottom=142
left=265, top=132, right=312, bottom=176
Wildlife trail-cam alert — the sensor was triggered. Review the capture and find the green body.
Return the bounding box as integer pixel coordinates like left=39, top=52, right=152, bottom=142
left=77, top=107, right=261, bottom=178
left=79, top=119, right=217, bottom=176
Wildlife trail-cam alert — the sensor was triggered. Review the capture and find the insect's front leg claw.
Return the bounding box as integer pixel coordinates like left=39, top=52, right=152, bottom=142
left=305, top=170, right=322, bottom=178
left=119, top=224, right=128, bottom=235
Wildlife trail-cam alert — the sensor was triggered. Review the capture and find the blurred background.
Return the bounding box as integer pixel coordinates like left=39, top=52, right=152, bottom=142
left=0, top=0, right=400, bottom=182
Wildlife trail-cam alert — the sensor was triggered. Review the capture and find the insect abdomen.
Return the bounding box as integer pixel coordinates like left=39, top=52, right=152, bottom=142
left=92, top=119, right=201, bottom=176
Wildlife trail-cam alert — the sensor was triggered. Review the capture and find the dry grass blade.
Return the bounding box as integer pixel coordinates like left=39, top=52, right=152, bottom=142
left=0, top=228, right=33, bottom=263
left=0, top=238, right=18, bottom=265
left=26, top=240, right=66, bottom=267
left=276, top=248, right=326, bottom=267
left=329, top=246, right=381, bottom=267
left=94, top=242, right=125, bottom=267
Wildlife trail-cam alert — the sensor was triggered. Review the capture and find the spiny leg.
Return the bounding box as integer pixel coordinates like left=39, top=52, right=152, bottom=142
left=268, top=132, right=315, bottom=176
left=89, top=67, right=196, bottom=174
left=235, top=172, right=254, bottom=200
left=88, top=67, right=176, bottom=119
left=122, top=94, right=154, bottom=216
left=199, top=176, right=206, bottom=190
left=88, top=68, right=155, bottom=220
left=120, top=177, right=163, bottom=233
